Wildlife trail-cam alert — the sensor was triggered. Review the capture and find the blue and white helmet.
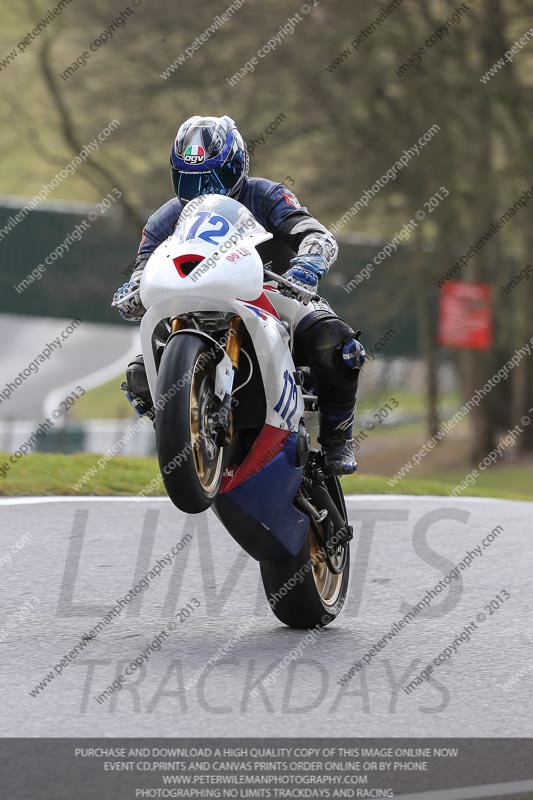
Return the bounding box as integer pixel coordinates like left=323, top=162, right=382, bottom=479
left=170, top=115, right=249, bottom=203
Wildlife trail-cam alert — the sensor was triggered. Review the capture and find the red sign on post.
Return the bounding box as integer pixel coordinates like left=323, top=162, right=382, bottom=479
left=438, top=281, right=493, bottom=351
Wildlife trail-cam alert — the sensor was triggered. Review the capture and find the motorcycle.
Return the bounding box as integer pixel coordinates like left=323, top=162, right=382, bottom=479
left=134, top=194, right=353, bottom=629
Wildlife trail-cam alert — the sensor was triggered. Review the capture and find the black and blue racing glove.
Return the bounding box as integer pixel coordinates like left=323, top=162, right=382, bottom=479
left=282, top=254, right=328, bottom=290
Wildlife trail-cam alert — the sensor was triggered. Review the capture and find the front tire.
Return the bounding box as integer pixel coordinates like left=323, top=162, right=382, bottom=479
left=155, top=334, right=224, bottom=514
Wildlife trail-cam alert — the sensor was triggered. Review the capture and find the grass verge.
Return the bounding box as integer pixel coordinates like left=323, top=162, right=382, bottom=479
left=341, top=469, right=532, bottom=501
left=0, top=452, right=530, bottom=500
left=0, top=452, right=161, bottom=497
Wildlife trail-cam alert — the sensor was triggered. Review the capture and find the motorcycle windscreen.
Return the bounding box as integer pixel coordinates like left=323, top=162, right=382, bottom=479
left=172, top=195, right=267, bottom=248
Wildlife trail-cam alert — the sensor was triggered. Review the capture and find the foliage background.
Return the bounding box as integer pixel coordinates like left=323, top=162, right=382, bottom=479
left=1, top=0, right=532, bottom=458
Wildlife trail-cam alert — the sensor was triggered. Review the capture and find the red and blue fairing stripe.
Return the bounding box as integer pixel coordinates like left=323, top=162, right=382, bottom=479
left=214, top=425, right=308, bottom=560
left=241, top=291, right=281, bottom=322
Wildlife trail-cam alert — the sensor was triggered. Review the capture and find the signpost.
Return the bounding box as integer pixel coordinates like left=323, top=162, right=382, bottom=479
left=438, top=281, right=493, bottom=351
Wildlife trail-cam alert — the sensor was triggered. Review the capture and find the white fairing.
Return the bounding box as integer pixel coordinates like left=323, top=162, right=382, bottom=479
left=139, top=196, right=304, bottom=433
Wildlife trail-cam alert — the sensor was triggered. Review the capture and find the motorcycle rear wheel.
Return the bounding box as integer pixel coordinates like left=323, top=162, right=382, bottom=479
left=155, top=334, right=224, bottom=514
left=259, top=476, right=350, bottom=629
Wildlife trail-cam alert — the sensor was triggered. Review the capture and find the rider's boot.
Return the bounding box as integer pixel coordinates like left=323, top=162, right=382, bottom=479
left=122, top=354, right=154, bottom=418
left=318, top=408, right=357, bottom=475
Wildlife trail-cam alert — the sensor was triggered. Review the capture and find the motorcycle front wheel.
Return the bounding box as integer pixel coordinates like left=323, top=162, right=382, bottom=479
left=155, top=334, right=224, bottom=514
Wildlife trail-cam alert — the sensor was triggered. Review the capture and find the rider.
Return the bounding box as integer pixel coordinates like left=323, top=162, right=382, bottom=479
left=112, top=115, right=364, bottom=474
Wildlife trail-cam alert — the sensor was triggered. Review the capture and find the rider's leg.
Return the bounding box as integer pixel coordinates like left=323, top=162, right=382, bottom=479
left=123, top=322, right=170, bottom=415
left=293, top=300, right=365, bottom=475
left=123, top=354, right=153, bottom=416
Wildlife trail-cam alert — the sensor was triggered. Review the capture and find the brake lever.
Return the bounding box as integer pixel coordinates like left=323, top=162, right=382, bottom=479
left=263, top=269, right=318, bottom=306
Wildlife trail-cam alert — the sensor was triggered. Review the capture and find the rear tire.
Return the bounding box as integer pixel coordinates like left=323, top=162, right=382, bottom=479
left=259, top=476, right=350, bottom=628
left=155, top=334, right=224, bottom=514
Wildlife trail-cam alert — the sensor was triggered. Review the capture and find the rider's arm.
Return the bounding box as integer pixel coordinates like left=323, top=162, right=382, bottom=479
left=113, top=198, right=183, bottom=320
left=132, top=198, right=184, bottom=275
left=261, top=183, right=338, bottom=270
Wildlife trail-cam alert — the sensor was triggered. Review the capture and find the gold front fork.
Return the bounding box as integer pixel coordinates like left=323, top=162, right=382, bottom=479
left=170, top=316, right=186, bottom=334
left=226, top=315, right=243, bottom=369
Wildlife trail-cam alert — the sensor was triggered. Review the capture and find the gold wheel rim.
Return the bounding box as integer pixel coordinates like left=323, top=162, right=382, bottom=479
left=189, top=357, right=223, bottom=494
left=308, top=525, right=345, bottom=606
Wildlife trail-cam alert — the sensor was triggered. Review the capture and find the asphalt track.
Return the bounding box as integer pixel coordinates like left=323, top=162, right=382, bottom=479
left=0, top=495, right=531, bottom=737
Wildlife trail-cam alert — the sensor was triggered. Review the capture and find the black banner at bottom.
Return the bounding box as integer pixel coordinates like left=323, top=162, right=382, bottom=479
left=0, top=739, right=532, bottom=800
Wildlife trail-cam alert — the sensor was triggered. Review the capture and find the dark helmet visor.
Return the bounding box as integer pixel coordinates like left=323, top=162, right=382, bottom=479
left=171, top=149, right=246, bottom=202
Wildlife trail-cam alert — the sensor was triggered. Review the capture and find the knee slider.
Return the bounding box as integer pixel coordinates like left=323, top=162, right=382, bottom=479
left=342, top=338, right=366, bottom=370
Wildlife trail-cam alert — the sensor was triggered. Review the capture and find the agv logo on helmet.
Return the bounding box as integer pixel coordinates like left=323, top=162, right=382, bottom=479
left=183, top=145, right=206, bottom=165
